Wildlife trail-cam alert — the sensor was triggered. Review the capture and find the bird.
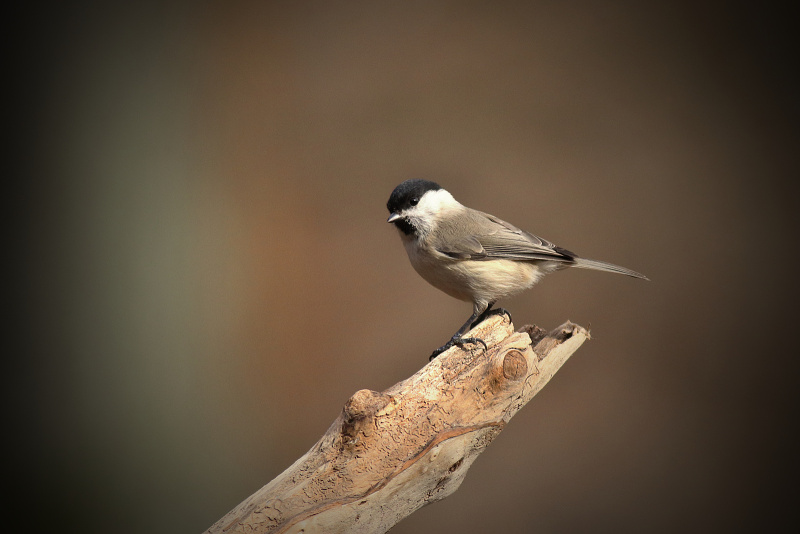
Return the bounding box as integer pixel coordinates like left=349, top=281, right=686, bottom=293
left=386, top=179, right=648, bottom=359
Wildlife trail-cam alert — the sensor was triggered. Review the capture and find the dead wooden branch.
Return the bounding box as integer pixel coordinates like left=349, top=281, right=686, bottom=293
left=205, top=316, right=590, bottom=534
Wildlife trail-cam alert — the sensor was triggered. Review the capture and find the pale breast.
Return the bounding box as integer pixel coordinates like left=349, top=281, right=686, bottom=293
left=403, top=236, right=553, bottom=306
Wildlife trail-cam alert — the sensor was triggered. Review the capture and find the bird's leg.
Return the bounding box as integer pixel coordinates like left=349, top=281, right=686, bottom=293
left=470, top=301, right=512, bottom=329
left=430, top=307, right=489, bottom=360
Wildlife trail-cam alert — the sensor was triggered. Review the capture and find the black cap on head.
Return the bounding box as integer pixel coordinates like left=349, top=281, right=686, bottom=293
left=386, top=179, right=442, bottom=214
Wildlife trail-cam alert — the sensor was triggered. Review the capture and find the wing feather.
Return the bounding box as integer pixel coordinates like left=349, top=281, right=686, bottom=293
left=434, top=209, right=575, bottom=263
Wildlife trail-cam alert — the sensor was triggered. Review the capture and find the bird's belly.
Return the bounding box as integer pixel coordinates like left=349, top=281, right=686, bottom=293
left=405, top=242, right=547, bottom=305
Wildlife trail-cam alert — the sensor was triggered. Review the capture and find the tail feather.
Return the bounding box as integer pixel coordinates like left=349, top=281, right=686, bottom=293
left=572, top=257, right=649, bottom=280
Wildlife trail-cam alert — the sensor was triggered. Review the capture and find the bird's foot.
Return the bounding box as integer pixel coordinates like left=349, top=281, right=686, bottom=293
left=471, top=307, right=512, bottom=329
left=429, top=335, right=488, bottom=361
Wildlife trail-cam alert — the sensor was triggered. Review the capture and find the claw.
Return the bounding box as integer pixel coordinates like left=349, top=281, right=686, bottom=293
left=429, top=339, right=454, bottom=360
left=492, top=307, right=512, bottom=323
left=429, top=335, right=488, bottom=361
left=458, top=336, right=488, bottom=351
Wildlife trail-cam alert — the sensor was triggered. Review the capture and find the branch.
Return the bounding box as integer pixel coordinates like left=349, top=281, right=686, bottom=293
left=205, top=317, right=590, bottom=534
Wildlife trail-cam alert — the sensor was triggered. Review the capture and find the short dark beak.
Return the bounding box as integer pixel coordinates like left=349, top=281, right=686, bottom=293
left=387, top=213, right=401, bottom=223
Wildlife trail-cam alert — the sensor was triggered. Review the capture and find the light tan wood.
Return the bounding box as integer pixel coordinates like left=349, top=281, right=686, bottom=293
left=205, top=316, right=589, bottom=534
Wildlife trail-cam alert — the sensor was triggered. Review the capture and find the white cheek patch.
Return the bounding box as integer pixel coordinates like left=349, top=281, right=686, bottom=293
left=417, top=189, right=458, bottom=213
left=406, top=189, right=461, bottom=235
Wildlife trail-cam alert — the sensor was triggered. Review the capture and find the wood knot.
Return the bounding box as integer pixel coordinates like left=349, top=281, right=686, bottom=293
left=340, top=389, right=389, bottom=445
left=502, top=350, right=528, bottom=380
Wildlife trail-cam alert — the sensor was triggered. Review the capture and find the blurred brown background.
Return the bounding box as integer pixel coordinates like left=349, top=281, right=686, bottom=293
left=12, top=1, right=798, bottom=533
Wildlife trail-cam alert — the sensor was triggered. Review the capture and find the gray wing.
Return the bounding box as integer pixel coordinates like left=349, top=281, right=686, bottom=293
left=434, top=209, right=576, bottom=263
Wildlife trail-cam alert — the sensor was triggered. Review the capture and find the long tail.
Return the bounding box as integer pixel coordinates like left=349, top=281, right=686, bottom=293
left=572, top=257, right=649, bottom=280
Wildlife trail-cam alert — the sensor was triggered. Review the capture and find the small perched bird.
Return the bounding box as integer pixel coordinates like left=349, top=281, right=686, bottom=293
left=386, top=179, right=648, bottom=359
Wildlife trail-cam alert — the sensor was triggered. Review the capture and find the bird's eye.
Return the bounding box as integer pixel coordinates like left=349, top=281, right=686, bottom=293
left=410, top=197, right=419, bottom=206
